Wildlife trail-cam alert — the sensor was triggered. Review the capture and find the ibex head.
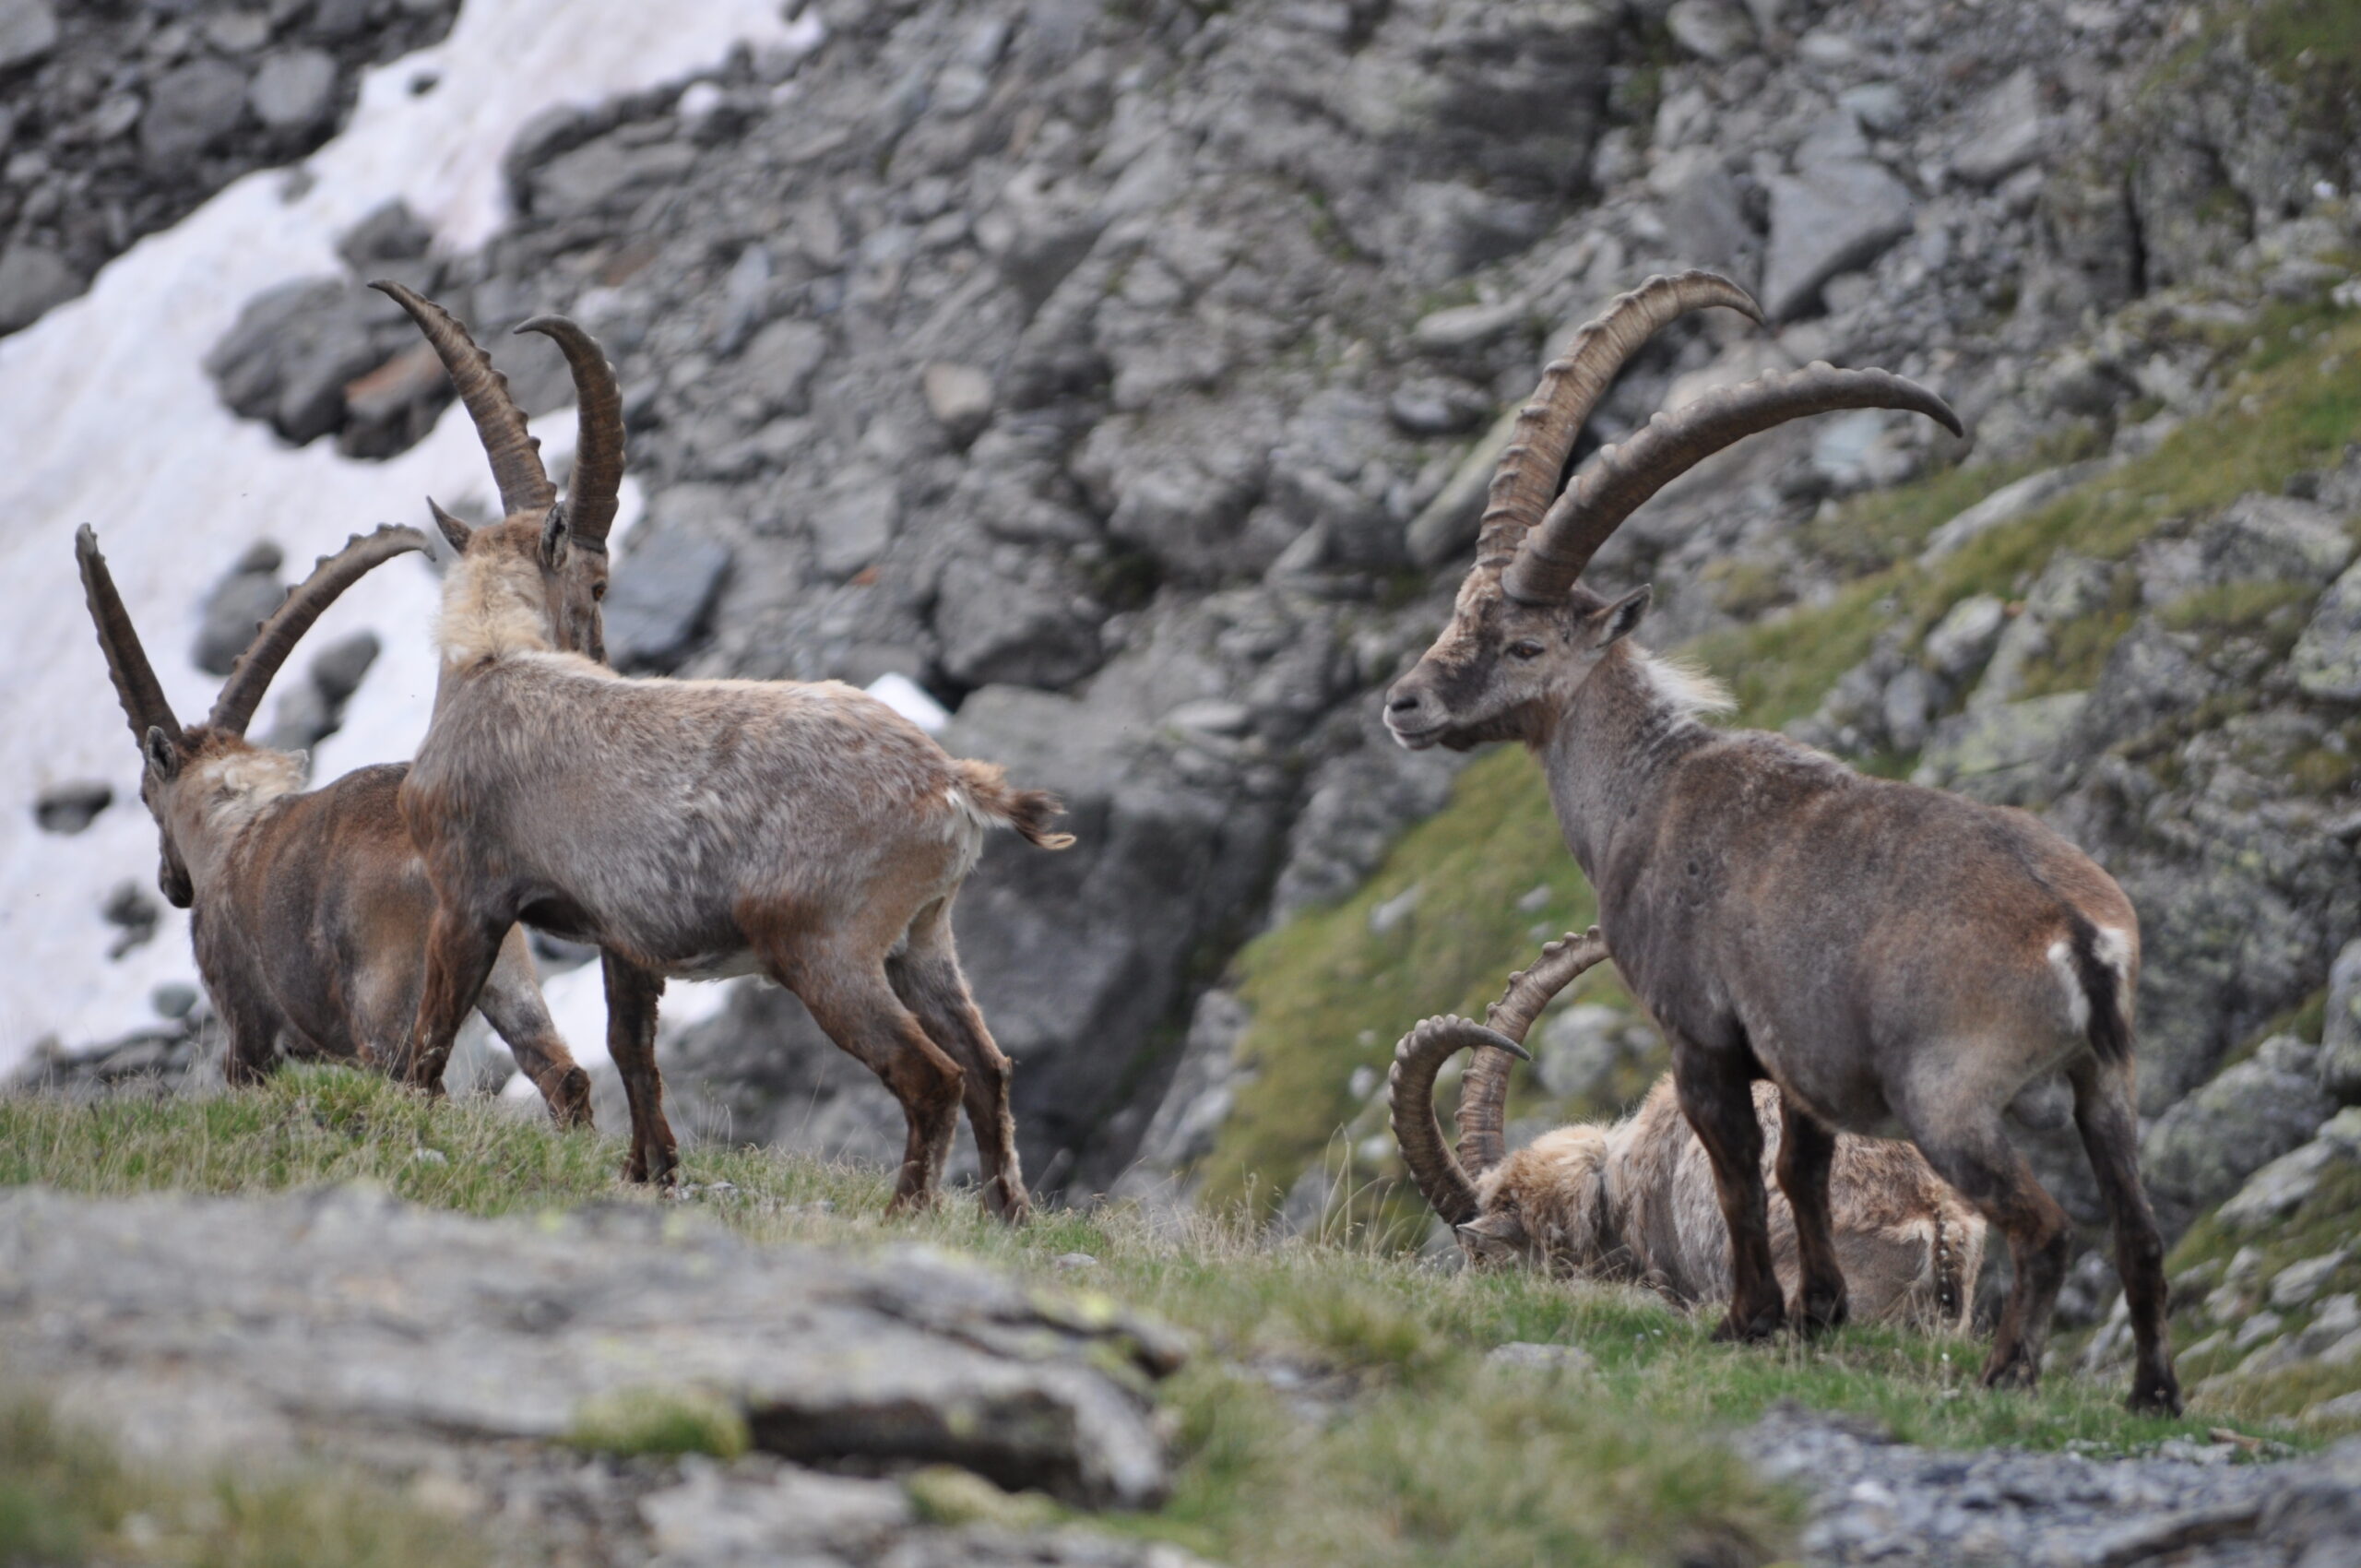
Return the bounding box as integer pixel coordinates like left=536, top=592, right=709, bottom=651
left=1385, top=270, right=1962, bottom=751
left=77, top=523, right=430, bottom=906
left=371, top=284, right=623, bottom=662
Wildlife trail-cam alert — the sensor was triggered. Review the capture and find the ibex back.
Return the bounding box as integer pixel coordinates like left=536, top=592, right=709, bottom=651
left=1384, top=271, right=2177, bottom=1412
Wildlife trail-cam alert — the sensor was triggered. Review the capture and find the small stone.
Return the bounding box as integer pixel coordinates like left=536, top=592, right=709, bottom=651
left=1410, top=300, right=1525, bottom=353
left=739, top=316, right=827, bottom=416
left=2271, top=1253, right=2350, bottom=1310
left=33, top=780, right=112, bottom=836
left=194, top=552, right=289, bottom=677
left=205, top=11, right=271, bottom=53
left=2293, top=562, right=2361, bottom=704
left=336, top=200, right=432, bottom=269
left=1922, top=465, right=2102, bottom=563
left=1665, top=0, right=1755, bottom=62
left=1923, top=595, right=2009, bottom=683
left=1051, top=1253, right=1098, bottom=1272
left=141, top=58, right=252, bottom=171
left=1388, top=376, right=1490, bottom=437
left=1952, top=68, right=2047, bottom=187
left=0, top=0, right=57, bottom=73
left=1761, top=159, right=1916, bottom=321
left=0, top=244, right=79, bottom=332
left=249, top=47, right=338, bottom=135
left=150, top=982, right=199, bottom=1021
left=1369, top=885, right=1420, bottom=936
left=1164, top=699, right=1252, bottom=739
left=921, top=362, right=993, bottom=444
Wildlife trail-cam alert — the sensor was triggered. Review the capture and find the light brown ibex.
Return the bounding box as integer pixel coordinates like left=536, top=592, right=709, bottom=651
left=1382, top=270, right=2177, bottom=1411
left=1390, top=932, right=1985, bottom=1329
left=76, top=525, right=591, bottom=1120
left=380, top=287, right=1072, bottom=1218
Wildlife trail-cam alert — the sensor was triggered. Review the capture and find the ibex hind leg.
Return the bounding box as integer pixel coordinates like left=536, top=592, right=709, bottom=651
left=1775, top=1093, right=1850, bottom=1336
left=889, top=905, right=1031, bottom=1225
left=1669, top=1035, right=1787, bottom=1343
left=2070, top=1057, right=2181, bottom=1414
left=780, top=951, right=964, bottom=1216
left=1898, top=1088, right=2070, bottom=1391
left=476, top=927, right=592, bottom=1129
left=602, top=953, right=675, bottom=1184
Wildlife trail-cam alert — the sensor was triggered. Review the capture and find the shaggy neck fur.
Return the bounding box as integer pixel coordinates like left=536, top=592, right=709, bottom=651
left=1541, top=642, right=1725, bottom=882
left=436, top=547, right=558, bottom=670
left=168, top=742, right=306, bottom=891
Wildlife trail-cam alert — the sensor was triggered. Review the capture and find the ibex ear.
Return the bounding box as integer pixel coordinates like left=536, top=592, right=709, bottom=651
left=539, top=503, right=571, bottom=571
left=426, top=497, right=473, bottom=555
left=1593, top=584, right=1652, bottom=649
left=141, top=726, right=179, bottom=783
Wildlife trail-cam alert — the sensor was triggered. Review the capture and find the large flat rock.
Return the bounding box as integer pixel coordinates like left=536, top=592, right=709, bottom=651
left=0, top=1187, right=1181, bottom=1511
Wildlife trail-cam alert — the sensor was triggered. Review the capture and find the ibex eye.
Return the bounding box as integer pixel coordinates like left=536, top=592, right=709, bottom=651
left=591, top=582, right=607, bottom=600
left=1510, top=639, right=1546, bottom=660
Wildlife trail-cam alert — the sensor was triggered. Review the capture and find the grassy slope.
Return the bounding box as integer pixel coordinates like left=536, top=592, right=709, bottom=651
left=1199, top=297, right=2361, bottom=1246
left=0, top=1070, right=2303, bottom=1568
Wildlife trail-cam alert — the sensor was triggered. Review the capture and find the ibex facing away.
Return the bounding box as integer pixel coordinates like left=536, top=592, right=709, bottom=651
left=1391, top=932, right=1986, bottom=1329
left=76, top=525, right=590, bottom=1120
left=1383, top=271, right=2177, bottom=1411
left=384, top=294, right=1072, bottom=1218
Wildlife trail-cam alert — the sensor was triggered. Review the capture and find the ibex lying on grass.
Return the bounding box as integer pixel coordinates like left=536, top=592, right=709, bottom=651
left=379, top=288, right=1072, bottom=1218
left=76, top=525, right=591, bottom=1120
left=1383, top=270, right=2178, bottom=1411
left=1391, top=932, right=1985, bottom=1329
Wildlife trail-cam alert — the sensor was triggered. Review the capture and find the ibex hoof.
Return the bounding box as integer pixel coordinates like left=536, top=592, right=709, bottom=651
left=1711, top=1301, right=1785, bottom=1344
left=2126, top=1373, right=2183, bottom=1417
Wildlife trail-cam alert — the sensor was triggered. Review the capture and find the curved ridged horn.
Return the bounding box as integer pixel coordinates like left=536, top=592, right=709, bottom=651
left=1454, top=928, right=1611, bottom=1180
left=1475, top=271, right=1762, bottom=567
left=1502, top=363, right=1964, bottom=604
left=1386, top=929, right=1610, bottom=1226
left=370, top=280, right=556, bottom=519
left=513, top=315, right=623, bottom=554
left=1388, top=1016, right=1530, bottom=1226
left=75, top=525, right=182, bottom=748
left=208, top=526, right=433, bottom=736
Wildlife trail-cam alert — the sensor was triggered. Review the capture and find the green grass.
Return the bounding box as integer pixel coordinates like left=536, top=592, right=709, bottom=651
left=0, top=1392, right=486, bottom=1568
left=566, top=1385, right=752, bottom=1460
left=0, top=1072, right=2278, bottom=1505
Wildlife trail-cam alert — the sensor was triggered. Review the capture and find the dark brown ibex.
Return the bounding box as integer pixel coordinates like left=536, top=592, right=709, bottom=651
left=76, top=525, right=591, bottom=1120
left=381, top=291, right=1071, bottom=1218
left=1383, top=270, right=2177, bottom=1411
left=1391, top=932, right=1985, bottom=1329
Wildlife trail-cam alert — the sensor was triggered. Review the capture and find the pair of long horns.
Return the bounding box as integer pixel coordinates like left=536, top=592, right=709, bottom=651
left=1388, top=928, right=1611, bottom=1226
left=1474, top=270, right=1964, bottom=604
left=77, top=523, right=432, bottom=746
left=369, top=281, right=623, bottom=554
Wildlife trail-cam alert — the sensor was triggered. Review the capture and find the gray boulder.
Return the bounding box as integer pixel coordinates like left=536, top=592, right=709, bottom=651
left=531, top=136, right=700, bottom=220
left=1911, top=692, right=2086, bottom=806
left=2292, top=559, right=2361, bottom=703
left=191, top=541, right=288, bottom=677
left=141, top=58, right=252, bottom=171
left=0, top=0, right=56, bottom=73
left=2321, top=939, right=2361, bottom=1104
left=1267, top=731, right=1465, bottom=923
left=2142, top=1036, right=2337, bottom=1237
left=0, top=242, right=78, bottom=332
left=248, top=47, right=339, bottom=136
left=1761, top=157, right=1916, bottom=321
left=0, top=1187, right=1180, bottom=1510
left=1951, top=68, right=2047, bottom=187
left=608, top=532, right=733, bottom=672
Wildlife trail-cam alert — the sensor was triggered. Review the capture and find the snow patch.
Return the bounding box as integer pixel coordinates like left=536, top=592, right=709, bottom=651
left=0, top=0, right=813, bottom=1073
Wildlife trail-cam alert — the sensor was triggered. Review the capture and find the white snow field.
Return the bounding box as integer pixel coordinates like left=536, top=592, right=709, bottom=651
left=0, top=1, right=817, bottom=1076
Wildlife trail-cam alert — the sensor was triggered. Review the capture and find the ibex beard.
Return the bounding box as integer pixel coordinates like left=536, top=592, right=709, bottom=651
left=1384, top=269, right=2177, bottom=1413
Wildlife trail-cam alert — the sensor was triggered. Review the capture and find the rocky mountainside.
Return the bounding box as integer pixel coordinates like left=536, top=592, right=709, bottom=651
left=19, top=0, right=2361, bottom=1306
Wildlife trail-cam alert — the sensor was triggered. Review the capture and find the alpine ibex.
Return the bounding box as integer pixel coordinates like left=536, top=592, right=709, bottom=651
left=381, top=288, right=1071, bottom=1218
left=1383, top=270, right=2178, bottom=1411
left=1391, top=932, right=1985, bottom=1329
left=76, top=524, right=591, bottom=1121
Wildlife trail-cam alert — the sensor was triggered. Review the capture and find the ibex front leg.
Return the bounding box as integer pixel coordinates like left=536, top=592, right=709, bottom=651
left=1670, top=1034, right=1786, bottom=1342
left=409, top=905, right=510, bottom=1096
left=1776, top=1093, right=1850, bottom=1336
left=602, top=952, right=676, bottom=1184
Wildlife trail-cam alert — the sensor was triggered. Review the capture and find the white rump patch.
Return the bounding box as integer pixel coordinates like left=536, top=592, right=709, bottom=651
left=1639, top=652, right=1736, bottom=718
left=2092, top=925, right=2133, bottom=980
left=2047, top=938, right=2092, bottom=1033
left=943, top=786, right=991, bottom=873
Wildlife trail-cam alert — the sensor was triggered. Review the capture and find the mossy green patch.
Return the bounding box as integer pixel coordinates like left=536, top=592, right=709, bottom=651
left=566, top=1385, right=752, bottom=1460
